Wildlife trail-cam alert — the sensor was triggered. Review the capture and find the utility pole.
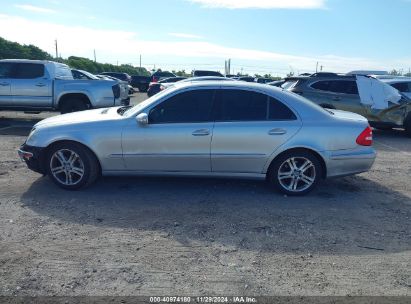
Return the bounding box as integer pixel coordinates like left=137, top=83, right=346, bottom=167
left=93, top=49, right=96, bottom=62
left=316, top=61, right=318, bottom=73
left=55, top=39, right=58, bottom=59
left=139, top=54, right=142, bottom=68
left=320, top=65, right=323, bottom=71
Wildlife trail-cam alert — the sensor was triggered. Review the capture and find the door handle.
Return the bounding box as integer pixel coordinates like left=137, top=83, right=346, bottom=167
left=268, top=128, right=287, bottom=135
left=36, top=83, right=46, bottom=87
left=192, top=129, right=210, bottom=136
left=0, top=82, right=9, bottom=86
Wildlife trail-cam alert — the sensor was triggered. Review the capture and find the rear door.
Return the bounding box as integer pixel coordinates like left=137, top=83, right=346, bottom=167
left=11, top=63, right=52, bottom=108
left=0, top=62, right=14, bottom=106
left=211, top=89, right=301, bottom=173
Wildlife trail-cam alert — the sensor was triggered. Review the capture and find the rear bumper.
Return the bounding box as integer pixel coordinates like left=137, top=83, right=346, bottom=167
left=18, top=144, right=46, bottom=175
left=325, top=148, right=376, bottom=178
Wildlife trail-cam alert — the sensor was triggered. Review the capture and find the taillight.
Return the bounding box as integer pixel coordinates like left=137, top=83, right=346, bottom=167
left=356, top=126, right=373, bottom=146
left=152, top=77, right=158, bottom=83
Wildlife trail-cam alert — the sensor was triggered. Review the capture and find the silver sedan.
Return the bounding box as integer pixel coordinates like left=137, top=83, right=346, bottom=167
left=18, top=81, right=376, bottom=195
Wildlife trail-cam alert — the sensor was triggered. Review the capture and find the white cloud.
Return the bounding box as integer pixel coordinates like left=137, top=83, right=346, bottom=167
left=187, top=0, right=326, bottom=9
left=0, top=14, right=404, bottom=76
left=14, top=4, right=56, bottom=14
left=169, top=32, right=204, bottom=39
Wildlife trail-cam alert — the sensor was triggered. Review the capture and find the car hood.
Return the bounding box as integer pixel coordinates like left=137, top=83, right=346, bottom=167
left=328, top=109, right=368, bottom=122
left=35, top=107, right=123, bottom=128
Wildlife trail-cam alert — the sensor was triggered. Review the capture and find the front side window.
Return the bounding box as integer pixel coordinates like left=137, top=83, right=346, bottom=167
left=149, top=89, right=215, bottom=123
left=13, top=63, right=44, bottom=79
left=0, top=62, right=13, bottom=78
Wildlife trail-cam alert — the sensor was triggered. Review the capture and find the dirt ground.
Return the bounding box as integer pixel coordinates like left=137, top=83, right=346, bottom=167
left=0, top=93, right=410, bottom=296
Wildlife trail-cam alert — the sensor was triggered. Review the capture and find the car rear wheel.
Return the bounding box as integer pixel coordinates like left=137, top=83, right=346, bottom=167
left=46, top=142, right=99, bottom=190
left=268, top=151, right=322, bottom=196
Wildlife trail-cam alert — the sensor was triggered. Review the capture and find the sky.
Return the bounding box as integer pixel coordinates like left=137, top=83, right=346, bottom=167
left=0, top=0, right=410, bottom=76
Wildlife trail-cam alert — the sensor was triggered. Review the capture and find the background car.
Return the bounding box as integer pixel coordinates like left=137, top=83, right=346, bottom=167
left=237, top=76, right=255, bottom=82
left=100, top=72, right=132, bottom=84
left=130, top=75, right=151, bottom=92
left=151, top=71, right=176, bottom=83
left=283, top=73, right=411, bottom=135
left=72, top=69, right=100, bottom=80
left=147, top=76, right=187, bottom=97
left=255, top=77, right=273, bottom=84
left=268, top=80, right=286, bottom=87
left=19, top=81, right=375, bottom=196
left=192, top=70, right=224, bottom=77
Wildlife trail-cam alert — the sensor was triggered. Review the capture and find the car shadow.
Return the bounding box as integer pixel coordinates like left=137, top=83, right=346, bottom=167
left=20, top=174, right=411, bottom=255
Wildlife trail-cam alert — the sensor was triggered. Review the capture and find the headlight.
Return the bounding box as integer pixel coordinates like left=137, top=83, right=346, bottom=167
left=26, top=127, right=38, bottom=145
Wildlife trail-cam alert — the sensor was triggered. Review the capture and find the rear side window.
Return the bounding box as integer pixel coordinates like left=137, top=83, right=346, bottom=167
left=269, top=97, right=297, bottom=120
left=311, top=80, right=358, bottom=95
left=13, top=63, right=44, bottom=79
left=215, top=90, right=267, bottom=121
left=149, top=89, right=215, bottom=123
left=214, top=90, right=296, bottom=121
left=0, top=62, right=13, bottom=78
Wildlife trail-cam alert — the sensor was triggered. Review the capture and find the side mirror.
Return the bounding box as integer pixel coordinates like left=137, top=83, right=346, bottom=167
left=136, top=113, right=148, bottom=125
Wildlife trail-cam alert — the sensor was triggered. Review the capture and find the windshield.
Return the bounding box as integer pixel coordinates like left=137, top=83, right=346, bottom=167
left=79, top=70, right=99, bottom=80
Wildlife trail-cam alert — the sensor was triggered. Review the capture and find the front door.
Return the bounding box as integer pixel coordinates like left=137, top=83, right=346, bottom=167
left=211, top=89, right=302, bottom=173
left=122, top=89, right=215, bottom=172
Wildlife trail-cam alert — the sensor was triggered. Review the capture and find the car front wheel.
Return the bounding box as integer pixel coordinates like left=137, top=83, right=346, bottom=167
left=268, top=151, right=322, bottom=196
left=46, top=142, right=99, bottom=190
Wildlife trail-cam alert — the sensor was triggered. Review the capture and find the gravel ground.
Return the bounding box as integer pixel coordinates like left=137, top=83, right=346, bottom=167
left=0, top=93, right=410, bottom=296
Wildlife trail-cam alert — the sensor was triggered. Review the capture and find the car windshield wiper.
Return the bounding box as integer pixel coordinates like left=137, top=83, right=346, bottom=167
left=117, top=106, right=132, bottom=116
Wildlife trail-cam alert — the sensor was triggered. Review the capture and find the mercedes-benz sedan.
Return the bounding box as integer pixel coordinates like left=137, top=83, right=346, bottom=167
left=18, top=81, right=376, bottom=195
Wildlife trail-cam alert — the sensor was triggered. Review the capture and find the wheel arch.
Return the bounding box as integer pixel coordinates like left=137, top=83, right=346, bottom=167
left=57, top=93, right=92, bottom=109
left=41, top=139, right=102, bottom=175
left=266, top=147, right=327, bottom=179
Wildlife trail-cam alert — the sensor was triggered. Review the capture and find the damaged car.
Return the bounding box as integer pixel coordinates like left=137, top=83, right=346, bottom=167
left=283, top=72, right=411, bottom=135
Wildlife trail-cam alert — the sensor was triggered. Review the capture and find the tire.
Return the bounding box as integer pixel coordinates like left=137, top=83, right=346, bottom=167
left=60, top=98, right=88, bottom=114
left=404, top=114, right=411, bottom=137
left=46, top=142, right=99, bottom=190
left=267, top=150, right=322, bottom=196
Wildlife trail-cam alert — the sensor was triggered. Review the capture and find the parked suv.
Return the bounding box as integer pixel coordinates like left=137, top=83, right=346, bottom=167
left=283, top=73, right=411, bottom=135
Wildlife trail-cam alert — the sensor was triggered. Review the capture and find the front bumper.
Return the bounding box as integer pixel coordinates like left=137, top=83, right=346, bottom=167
left=18, top=144, right=46, bottom=175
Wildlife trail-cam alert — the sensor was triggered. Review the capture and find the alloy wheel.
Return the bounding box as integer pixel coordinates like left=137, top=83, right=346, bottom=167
left=277, top=157, right=316, bottom=193
left=50, top=149, right=85, bottom=186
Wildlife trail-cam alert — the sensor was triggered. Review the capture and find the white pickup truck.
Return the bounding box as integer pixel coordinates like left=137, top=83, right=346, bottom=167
left=0, top=59, right=130, bottom=113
